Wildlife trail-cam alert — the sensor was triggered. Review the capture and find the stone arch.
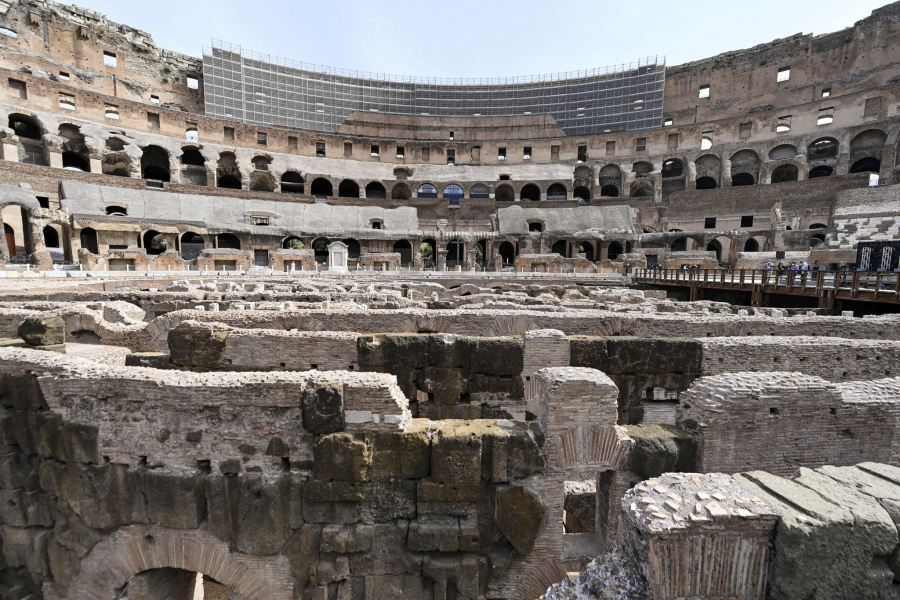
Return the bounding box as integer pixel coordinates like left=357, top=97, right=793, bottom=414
left=661, top=158, right=684, bottom=178
left=598, top=164, right=622, bottom=194
left=809, top=165, right=833, bottom=178
left=391, top=182, right=411, bottom=200
left=771, top=164, right=799, bottom=183
left=417, top=183, right=438, bottom=198
left=768, top=144, right=797, bottom=161
left=495, top=184, right=515, bottom=202
left=79, top=227, right=98, bottom=254
left=573, top=186, right=591, bottom=201
left=695, top=153, right=720, bottom=186
left=629, top=179, right=654, bottom=197
left=808, top=137, right=839, bottom=160
left=43, top=225, right=59, bottom=248
left=599, top=184, right=619, bottom=197
left=469, top=183, right=490, bottom=198
left=498, top=241, right=516, bottom=264
left=338, top=179, right=360, bottom=198
left=744, top=237, right=760, bottom=252
left=59, top=124, right=91, bottom=172
left=141, top=145, right=171, bottom=182
left=520, top=184, right=541, bottom=201
left=8, top=113, right=47, bottom=166
left=216, top=152, right=241, bottom=188
left=607, top=241, right=624, bottom=259
left=850, top=129, right=887, bottom=168
left=489, top=316, right=537, bottom=336
left=546, top=183, right=568, bottom=201
left=249, top=170, right=276, bottom=192
left=102, top=154, right=131, bottom=178
left=551, top=240, right=568, bottom=257
left=65, top=525, right=292, bottom=600
left=365, top=181, right=386, bottom=199
left=730, top=149, right=760, bottom=185
left=281, top=171, right=304, bottom=194
left=310, top=178, right=333, bottom=197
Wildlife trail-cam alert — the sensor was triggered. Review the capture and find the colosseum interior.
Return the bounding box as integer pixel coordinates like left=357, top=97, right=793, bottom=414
left=2, top=1, right=900, bottom=599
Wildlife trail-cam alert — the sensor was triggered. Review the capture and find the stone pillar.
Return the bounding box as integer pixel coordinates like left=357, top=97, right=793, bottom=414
left=89, top=156, right=102, bottom=174
left=686, top=161, right=697, bottom=189
left=436, top=249, right=447, bottom=271
left=0, top=211, right=8, bottom=263
left=48, top=149, right=63, bottom=169
left=2, top=137, right=18, bottom=163
left=465, top=243, right=476, bottom=268
left=327, top=241, right=348, bottom=272
left=721, top=158, right=732, bottom=187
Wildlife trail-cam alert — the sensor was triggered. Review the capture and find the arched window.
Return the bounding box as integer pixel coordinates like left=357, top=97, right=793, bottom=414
left=393, top=240, right=412, bottom=264
left=547, top=184, right=567, bottom=201
left=771, top=164, right=799, bottom=183
left=470, top=184, right=489, bottom=199
left=499, top=241, right=516, bottom=265
left=140, top=146, right=170, bottom=182
left=551, top=240, right=567, bottom=257
left=8, top=115, right=40, bottom=139
left=578, top=241, right=594, bottom=261
left=338, top=179, right=360, bottom=198
left=281, top=172, right=304, bottom=194
left=79, top=227, right=98, bottom=254
left=310, top=178, right=333, bottom=197
left=443, top=184, right=464, bottom=200
left=662, top=159, right=684, bottom=178
left=106, top=205, right=127, bottom=216
left=9, top=115, right=46, bottom=166
left=417, top=183, right=438, bottom=198
left=696, top=176, right=718, bottom=190
left=216, top=233, right=241, bottom=250
left=706, top=240, right=722, bottom=261
left=342, top=238, right=361, bottom=256
left=42, top=226, right=59, bottom=248
left=495, top=184, right=514, bottom=202
left=744, top=238, right=759, bottom=252
left=808, top=137, right=839, bottom=160
left=809, top=223, right=828, bottom=229
left=600, top=185, right=619, bottom=197
left=520, top=184, right=540, bottom=201
left=768, top=145, right=797, bottom=161
left=282, top=236, right=303, bottom=250
left=420, top=239, right=436, bottom=265
left=217, top=175, right=241, bottom=189
left=312, top=238, right=330, bottom=263
left=391, top=183, right=411, bottom=200
left=365, top=182, right=386, bottom=199
left=607, top=241, right=624, bottom=260
left=180, top=148, right=205, bottom=166
left=808, top=166, right=833, bottom=178
left=732, top=173, right=755, bottom=186
left=850, top=158, right=881, bottom=174
left=143, top=230, right=166, bottom=255
left=573, top=186, right=591, bottom=201
left=446, top=239, right=465, bottom=262
left=630, top=179, right=654, bottom=197
left=62, top=151, right=90, bottom=172
left=181, top=232, right=205, bottom=259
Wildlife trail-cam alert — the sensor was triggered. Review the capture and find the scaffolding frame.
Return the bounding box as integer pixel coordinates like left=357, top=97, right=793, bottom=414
left=202, top=40, right=665, bottom=136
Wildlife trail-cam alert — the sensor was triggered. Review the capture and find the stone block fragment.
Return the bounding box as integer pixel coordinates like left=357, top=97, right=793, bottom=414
left=496, top=485, right=546, bottom=555
left=18, top=316, right=65, bottom=346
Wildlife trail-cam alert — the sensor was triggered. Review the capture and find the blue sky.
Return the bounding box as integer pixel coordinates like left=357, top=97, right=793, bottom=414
left=78, top=0, right=889, bottom=77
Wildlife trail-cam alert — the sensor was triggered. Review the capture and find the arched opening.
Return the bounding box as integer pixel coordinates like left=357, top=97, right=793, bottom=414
left=338, top=179, right=360, bottom=198
left=578, top=241, right=594, bottom=261
left=600, top=184, right=619, bottom=197
left=42, top=226, right=59, bottom=248
left=630, top=179, right=654, bottom=197
left=312, top=237, right=329, bottom=263
left=551, top=240, right=568, bottom=257
left=520, top=184, right=540, bottom=201
left=365, top=182, right=386, bottom=199
left=391, top=183, right=411, bottom=200
left=670, top=237, right=687, bottom=252
left=443, top=184, right=464, bottom=201
left=850, top=157, right=881, bottom=174
left=771, top=164, right=799, bottom=183
left=311, top=178, right=333, bottom=197
left=342, top=238, right=360, bottom=258
left=216, top=233, right=241, bottom=250
left=62, top=151, right=89, bottom=172
left=79, top=227, right=98, bottom=254
left=547, top=183, right=567, bottom=201
left=120, top=567, right=228, bottom=599
left=696, top=176, right=718, bottom=190
left=446, top=239, right=465, bottom=264
left=768, top=144, right=797, bottom=161
left=282, top=236, right=303, bottom=249
left=393, top=240, right=412, bottom=264
left=217, top=174, right=241, bottom=189
left=499, top=241, right=516, bottom=265
left=417, top=183, right=438, bottom=199
left=251, top=155, right=271, bottom=171
left=495, top=184, right=514, bottom=202
left=809, top=223, right=828, bottom=229
left=470, top=184, right=490, bottom=199
left=808, top=166, right=833, bottom=178
left=248, top=171, right=276, bottom=192
left=706, top=240, right=722, bottom=261
left=8, top=115, right=47, bottom=166
left=143, top=230, right=166, bottom=255
left=808, top=137, right=839, bottom=160
left=180, top=148, right=205, bottom=166
left=102, top=154, right=131, bottom=178
left=810, top=233, right=827, bottom=248
left=420, top=238, right=436, bottom=266
left=181, top=232, right=205, bottom=259
left=744, top=238, right=759, bottom=252
left=731, top=173, right=755, bottom=186
left=632, top=161, right=653, bottom=176
left=607, top=241, right=624, bottom=260
left=573, top=186, right=591, bottom=201
left=662, top=159, right=684, bottom=178
left=281, top=172, right=305, bottom=194
left=140, top=145, right=171, bottom=182
left=106, top=205, right=127, bottom=216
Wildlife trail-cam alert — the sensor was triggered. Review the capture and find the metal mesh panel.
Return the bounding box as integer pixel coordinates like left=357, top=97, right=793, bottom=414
left=202, top=40, right=665, bottom=135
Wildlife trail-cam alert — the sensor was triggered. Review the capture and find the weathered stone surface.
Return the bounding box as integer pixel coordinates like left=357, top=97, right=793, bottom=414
left=623, top=424, right=695, bottom=478
left=357, top=334, right=429, bottom=370
left=302, top=385, right=345, bottom=434
left=124, top=352, right=174, bottom=369
left=38, top=413, right=100, bottom=465
left=607, top=337, right=703, bottom=374
left=313, top=433, right=373, bottom=482
left=408, top=516, right=460, bottom=551
left=47, top=539, right=79, bottom=587
left=167, top=326, right=228, bottom=367
left=496, top=485, right=546, bottom=555
left=469, top=337, right=523, bottom=376
left=569, top=336, right=610, bottom=372
left=135, top=470, right=206, bottom=529
left=41, top=462, right=146, bottom=530
left=431, top=422, right=483, bottom=483
left=18, top=316, right=65, bottom=346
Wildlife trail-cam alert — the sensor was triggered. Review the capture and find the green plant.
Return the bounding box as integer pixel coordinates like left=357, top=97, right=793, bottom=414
left=163, top=66, right=171, bottom=74
left=162, top=77, right=169, bottom=83
left=174, top=76, right=180, bottom=82
left=420, top=242, right=433, bottom=259
left=287, top=239, right=304, bottom=250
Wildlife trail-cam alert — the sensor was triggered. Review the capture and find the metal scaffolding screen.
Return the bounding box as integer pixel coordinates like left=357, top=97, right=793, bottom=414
left=202, top=40, right=666, bottom=136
